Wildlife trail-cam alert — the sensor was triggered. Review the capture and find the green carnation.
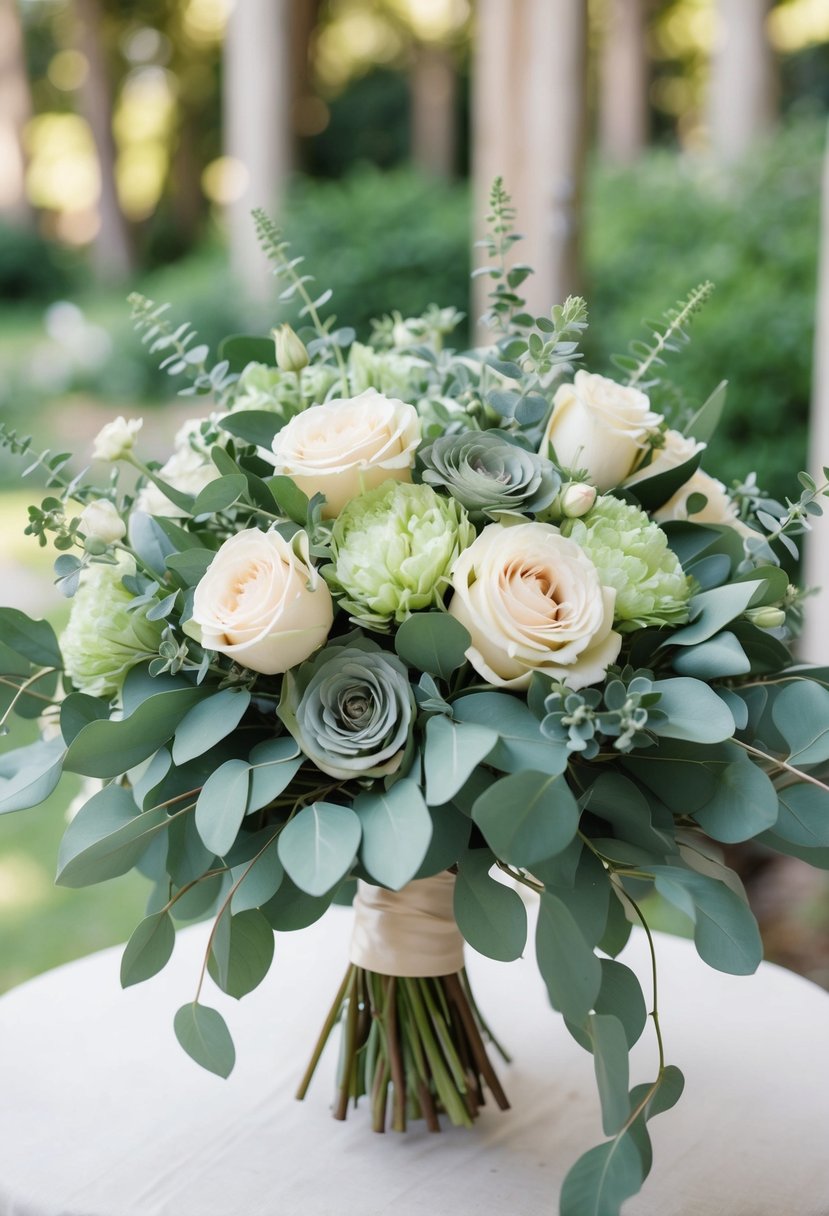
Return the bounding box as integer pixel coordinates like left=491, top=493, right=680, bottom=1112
left=60, top=557, right=164, bottom=698
left=328, top=480, right=474, bottom=627
left=561, top=495, right=691, bottom=632
left=230, top=361, right=339, bottom=420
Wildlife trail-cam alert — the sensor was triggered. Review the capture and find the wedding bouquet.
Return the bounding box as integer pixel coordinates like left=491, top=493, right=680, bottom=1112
left=2, top=182, right=828, bottom=1215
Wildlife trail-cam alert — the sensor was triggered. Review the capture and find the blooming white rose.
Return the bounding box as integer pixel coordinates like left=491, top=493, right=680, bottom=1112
left=189, top=528, right=333, bottom=674
left=653, top=469, right=755, bottom=537
left=541, top=371, right=662, bottom=491
left=266, top=388, right=421, bottom=517
left=624, top=427, right=705, bottom=486
left=92, top=416, right=143, bottom=462
left=448, top=521, right=621, bottom=691
left=78, top=499, right=126, bottom=544
left=134, top=444, right=221, bottom=518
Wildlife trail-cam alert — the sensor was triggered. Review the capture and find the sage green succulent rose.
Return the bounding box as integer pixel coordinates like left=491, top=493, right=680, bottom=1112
left=419, top=431, right=560, bottom=519
left=561, top=495, right=691, bottom=631
left=328, top=480, right=474, bottom=627
left=60, top=556, right=163, bottom=699
left=278, top=637, right=414, bottom=779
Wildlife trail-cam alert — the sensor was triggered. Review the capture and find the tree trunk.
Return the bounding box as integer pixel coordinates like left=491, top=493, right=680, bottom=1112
left=0, top=0, right=33, bottom=225
left=75, top=0, right=134, bottom=280
left=598, top=0, right=648, bottom=166
left=707, top=0, right=777, bottom=163
left=223, top=0, right=292, bottom=305
left=410, top=44, right=457, bottom=179
left=472, top=0, right=587, bottom=334
left=802, top=121, right=829, bottom=664
left=170, top=99, right=206, bottom=242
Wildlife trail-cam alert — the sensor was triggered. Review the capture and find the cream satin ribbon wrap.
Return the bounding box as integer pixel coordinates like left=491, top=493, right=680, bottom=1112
left=348, top=872, right=465, bottom=977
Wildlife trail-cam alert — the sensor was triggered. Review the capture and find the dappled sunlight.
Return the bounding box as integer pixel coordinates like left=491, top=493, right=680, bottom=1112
left=0, top=853, right=53, bottom=913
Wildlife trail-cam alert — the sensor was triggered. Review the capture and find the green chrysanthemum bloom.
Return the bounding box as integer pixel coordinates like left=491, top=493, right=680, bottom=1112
left=230, top=361, right=339, bottom=420
left=60, top=557, right=164, bottom=698
left=347, top=342, right=428, bottom=402
left=328, top=480, right=474, bottom=627
left=561, top=495, right=691, bottom=632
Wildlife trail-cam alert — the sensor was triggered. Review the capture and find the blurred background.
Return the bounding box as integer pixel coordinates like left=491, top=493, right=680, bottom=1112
left=1, top=0, right=828, bottom=993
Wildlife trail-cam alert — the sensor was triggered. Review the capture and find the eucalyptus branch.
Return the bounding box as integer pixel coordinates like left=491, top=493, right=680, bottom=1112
left=128, top=293, right=235, bottom=398
left=614, top=882, right=665, bottom=1074
left=732, top=739, right=829, bottom=793
left=194, top=828, right=281, bottom=1002
left=0, top=667, right=57, bottom=730
left=614, top=282, right=714, bottom=390
left=495, top=860, right=544, bottom=894
left=252, top=209, right=349, bottom=392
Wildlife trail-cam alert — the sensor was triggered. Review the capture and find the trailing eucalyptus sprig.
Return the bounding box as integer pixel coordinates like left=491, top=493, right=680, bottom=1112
left=612, top=282, right=714, bottom=390
left=128, top=294, right=236, bottom=398
left=252, top=208, right=350, bottom=391
left=473, top=177, right=532, bottom=337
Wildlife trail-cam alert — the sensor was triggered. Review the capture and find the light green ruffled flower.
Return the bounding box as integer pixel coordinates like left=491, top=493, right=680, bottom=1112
left=347, top=342, right=428, bottom=402
left=561, top=495, right=691, bottom=632
left=229, top=361, right=339, bottom=419
left=60, top=557, right=163, bottom=698
left=328, top=480, right=474, bottom=627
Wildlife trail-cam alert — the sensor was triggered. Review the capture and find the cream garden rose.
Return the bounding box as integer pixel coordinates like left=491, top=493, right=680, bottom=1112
left=541, top=371, right=662, bottom=491
left=624, top=427, right=705, bottom=486
left=266, top=388, right=420, bottom=517
left=654, top=469, right=755, bottom=537
left=448, top=521, right=621, bottom=691
left=189, top=528, right=333, bottom=674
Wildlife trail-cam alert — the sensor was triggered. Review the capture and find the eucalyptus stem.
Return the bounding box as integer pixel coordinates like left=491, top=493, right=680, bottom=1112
left=733, top=738, right=829, bottom=793
left=0, top=667, right=57, bottom=728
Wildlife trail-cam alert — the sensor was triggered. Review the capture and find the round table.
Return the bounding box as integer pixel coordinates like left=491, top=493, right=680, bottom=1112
left=1, top=905, right=828, bottom=1216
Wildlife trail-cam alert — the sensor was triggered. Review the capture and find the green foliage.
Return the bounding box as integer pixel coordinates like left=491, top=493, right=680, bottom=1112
left=585, top=120, right=824, bottom=500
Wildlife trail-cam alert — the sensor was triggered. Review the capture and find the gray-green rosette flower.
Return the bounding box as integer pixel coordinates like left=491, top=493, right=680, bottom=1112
left=419, top=431, right=560, bottom=519
left=60, top=556, right=163, bottom=699
left=560, top=495, right=691, bottom=632
left=278, top=638, right=414, bottom=779
left=328, top=480, right=474, bottom=627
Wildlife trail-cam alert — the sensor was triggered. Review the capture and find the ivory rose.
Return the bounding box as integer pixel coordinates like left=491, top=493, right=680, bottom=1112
left=624, top=427, right=705, bottom=486
left=541, top=371, right=662, bottom=491
left=267, top=388, right=420, bottom=517
left=448, top=521, right=621, bottom=691
left=189, top=528, right=333, bottom=674
left=92, top=416, right=143, bottom=462
left=133, top=442, right=220, bottom=518
left=78, top=499, right=126, bottom=544
left=654, top=469, right=755, bottom=536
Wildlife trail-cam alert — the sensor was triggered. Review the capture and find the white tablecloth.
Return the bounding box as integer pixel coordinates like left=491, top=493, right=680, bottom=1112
left=1, top=905, right=828, bottom=1216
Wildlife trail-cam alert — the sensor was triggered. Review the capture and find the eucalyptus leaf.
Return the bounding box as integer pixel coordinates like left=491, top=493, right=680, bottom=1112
left=219, top=334, right=277, bottom=371
left=65, top=686, right=205, bottom=778
left=472, top=769, right=579, bottom=867
left=195, top=759, right=251, bottom=857
left=648, top=678, right=736, bottom=743
left=191, top=474, right=248, bottom=518
left=247, top=738, right=302, bottom=813
left=219, top=410, right=282, bottom=449
left=354, top=779, right=432, bottom=890
left=651, top=865, right=762, bottom=975
left=173, top=689, right=251, bottom=765
left=165, top=549, right=215, bottom=586
left=394, top=612, right=471, bottom=680
left=773, top=785, right=829, bottom=847
left=589, top=1014, right=631, bottom=1136
left=173, top=1002, right=235, bottom=1078
left=0, top=736, right=65, bottom=815
left=0, top=607, right=62, bottom=668
left=120, top=911, right=175, bottom=987
left=535, top=891, right=602, bottom=1023
left=261, top=872, right=339, bottom=931
left=670, top=632, right=750, bottom=680
left=411, top=801, right=471, bottom=879
left=453, top=850, right=527, bottom=962
left=684, top=379, right=727, bottom=444
left=559, top=1131, right=643, bottom=1216
left=423, top=715, right=497, bottom=806
left=454, top=692, right=568, bottom=776
left=277, top=801, right=361, bottom=897
left=771, top=681, right=829, bottom=766
left=666, top=581, right=762, bottom=648
left=57, top=789, right=171, bottom=888
left=208, top=909, right=274, bottom=999
left=231, top=834, right=284, bottom=912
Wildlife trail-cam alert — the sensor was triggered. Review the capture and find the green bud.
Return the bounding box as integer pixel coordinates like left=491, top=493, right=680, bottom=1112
left=272, top=324, right=309, bottom=373
left=745, top=606, right=786, bottom=629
